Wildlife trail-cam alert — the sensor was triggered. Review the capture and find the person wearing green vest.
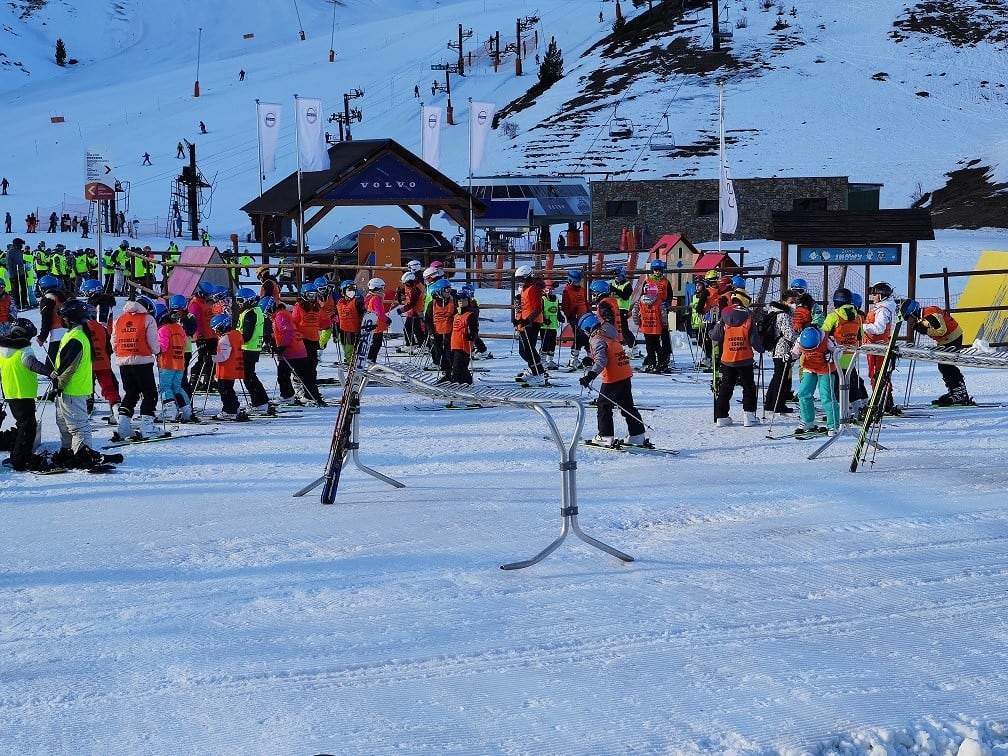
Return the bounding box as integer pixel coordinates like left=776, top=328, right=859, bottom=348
left=238, top=249, right=253, bottom=280
left=49, top=299, right=112, bottom=469
left=102, top=249, right=116, bottom=293
left=235, top=287, right=270, bottom=413
left=538, top=278, right=563, bottom=370
left=131, top=247, right=148, bottom=289
left=73, top=246, right=89, bottom=291
left=113, top=241, right=129, bottom=295
left=34, top=242, right=51, bottom=283
left=0, top=318, right=52, bottom=471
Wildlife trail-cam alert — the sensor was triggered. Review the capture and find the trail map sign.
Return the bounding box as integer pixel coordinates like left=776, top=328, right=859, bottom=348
left=797, top=244, right=901, bottom=265
left=85, top=147, right=115, bottom=200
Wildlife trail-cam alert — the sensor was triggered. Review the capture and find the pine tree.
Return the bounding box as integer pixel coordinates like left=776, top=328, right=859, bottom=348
left=55, top=38, right=67, bottom=67
left=538, top=37, right=563, bottom=87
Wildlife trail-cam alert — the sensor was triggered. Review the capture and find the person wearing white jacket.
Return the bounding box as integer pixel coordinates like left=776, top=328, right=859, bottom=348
left=112, top=296, right=161, bottom=440
left=861, top=281, right=901, bottom=416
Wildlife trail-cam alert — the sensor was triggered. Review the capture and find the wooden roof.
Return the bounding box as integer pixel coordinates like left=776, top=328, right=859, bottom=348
left=241, top=138, right=487, bottom=230
left=770, top=209, right=935, bottom=244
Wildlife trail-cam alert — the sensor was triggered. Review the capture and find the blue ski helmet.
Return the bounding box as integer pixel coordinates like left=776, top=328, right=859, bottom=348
left=612, top=265, right=626, bottom=281
left=430, top=279, right=453, bottom=295
left=851, top=293, right=863, bottom=310
left=235, top=287, right=258, bottom=306
left=210, top=313, right=232, bottom=332
left=168, top=294, right=188, bottom=311
left=589, top=280, right=610, bottom=295
left=832, top=287, right=852, bottom=306
left=136, top=295, right=156, bottom=315
left=196, top=280, right=215, bottom=296
left=731, top=275, right=747, bottom=289
left=567, top=269, right=583, bottom=283
left=578, top=312, right=601, bottom=333
left=900, top=299, right=922, bottom=319
left=650, top=259, right=666, bottom=273
left=79, top=278, right=102, bottom=296
left=790, top=277, right=809, bottom=292
left=153, top=303, right=170, bottom=324
left=799, top=327, right=823, bottom=350
left=39, top=275, right=62, bottom=292
left=258, top=296, right=276, bottom=314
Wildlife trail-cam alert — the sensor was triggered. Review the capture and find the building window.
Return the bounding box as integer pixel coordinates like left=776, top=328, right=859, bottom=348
left=697, top=199, right=718, bottom=217
left=605, top=200, right=638, bottom=218
left=793, top=197, right=827, bottom=211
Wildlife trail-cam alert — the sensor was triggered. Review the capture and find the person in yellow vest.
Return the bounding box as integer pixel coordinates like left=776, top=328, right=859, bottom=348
left=235, top=287, right=271, bottom=414
left=112, top=295, right=161, bottom=441
left=710, top=290, right=764, bottom=427
left=0, top=319, right=52, bottom=471
left=49, top=300, right=122, bottom=469
left=577, top=312, right=649, bottom=448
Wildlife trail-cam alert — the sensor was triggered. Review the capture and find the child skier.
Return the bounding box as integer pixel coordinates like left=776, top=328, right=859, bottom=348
left=363, top=278, right=392, bottom=363
left=154, top=303, right=192, bottom=422
left=0, top=319, right=52, bottom=471
left=441, top=286, right=479, bottom=385
left=710, top=291, right=763, bottom=427
left=791, top=325, right=841, bottom=436
left=577, top=312, right=649, bottom=448
left=539, top=279, right=562, bottom=369
left=210, top=313, right=246, bottom=421
left=631, top=282, right=669, bottom=373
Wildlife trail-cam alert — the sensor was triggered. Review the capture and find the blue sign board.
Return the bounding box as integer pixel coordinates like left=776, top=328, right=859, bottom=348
left=797, top=244, right=901, bottom=265
left=319, top=153, right=453, bottom=202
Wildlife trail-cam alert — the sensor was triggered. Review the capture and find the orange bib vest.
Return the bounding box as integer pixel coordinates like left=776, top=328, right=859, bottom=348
left=113, top=311, right=153, bottom=358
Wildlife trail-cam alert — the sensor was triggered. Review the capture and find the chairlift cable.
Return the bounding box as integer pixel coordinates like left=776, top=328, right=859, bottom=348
left=292, top=0, right=305, bottom=37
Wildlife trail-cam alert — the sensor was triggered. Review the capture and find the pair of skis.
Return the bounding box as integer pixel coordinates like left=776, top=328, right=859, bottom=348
left=319, top=315, right=377, bottom=505
left=850, top=311, right=904, bottom=473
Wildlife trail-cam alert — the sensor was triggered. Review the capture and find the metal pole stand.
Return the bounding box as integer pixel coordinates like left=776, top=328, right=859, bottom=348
left=500, top=403, right=634, bottom=570
left=808, top=359, right=886, bottom=460
left=294, top=378, right=403, bottom=497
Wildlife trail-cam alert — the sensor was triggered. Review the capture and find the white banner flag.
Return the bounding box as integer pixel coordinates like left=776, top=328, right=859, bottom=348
left=719, top=138, right=738, bottom=235
left=257, top=101, right=282, bottom=174
left=469, top=101, right=496, bottom=172
left=295, top=96, right=330, bottom=172
left=421, top=105, right=442, bottom=169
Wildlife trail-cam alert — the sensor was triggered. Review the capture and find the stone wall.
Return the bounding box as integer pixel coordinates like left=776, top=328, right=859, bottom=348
left=589, top=176, right=850, bottom=250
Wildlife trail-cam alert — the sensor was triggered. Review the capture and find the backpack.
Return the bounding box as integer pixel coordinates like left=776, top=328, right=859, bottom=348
left=758, top=309, right=780, bottom=350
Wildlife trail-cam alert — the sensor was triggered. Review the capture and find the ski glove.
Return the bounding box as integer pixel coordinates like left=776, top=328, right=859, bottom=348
left=581, top=356, right=595, bottom=368
left=579, top=371, right=598, bottom=388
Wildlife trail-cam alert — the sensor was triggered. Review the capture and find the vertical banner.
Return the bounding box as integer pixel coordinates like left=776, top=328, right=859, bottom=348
left=719, top=89, right=738, bottom=235
left=257, top=101, right=282, bottom=174
left=469, top=100, right=496, bottom=172
left=421, top=105, right=442, bottom=169
left=295, top=96, right=330, bottom=172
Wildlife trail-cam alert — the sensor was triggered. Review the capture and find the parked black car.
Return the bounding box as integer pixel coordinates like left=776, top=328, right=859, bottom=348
left=303, top=228, right=456, bottom=282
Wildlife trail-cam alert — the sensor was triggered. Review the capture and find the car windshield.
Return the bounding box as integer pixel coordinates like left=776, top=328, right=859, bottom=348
left=329, top=232, right=359, bottom=251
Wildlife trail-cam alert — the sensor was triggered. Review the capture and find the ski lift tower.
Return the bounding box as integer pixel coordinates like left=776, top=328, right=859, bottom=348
left=447, top=24, right=473, bottom=76
left=431, top=62, right=461, bottom=124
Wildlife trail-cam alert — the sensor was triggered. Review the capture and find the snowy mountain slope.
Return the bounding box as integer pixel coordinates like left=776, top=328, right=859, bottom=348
left=3, top=0, right=1008, bottom=246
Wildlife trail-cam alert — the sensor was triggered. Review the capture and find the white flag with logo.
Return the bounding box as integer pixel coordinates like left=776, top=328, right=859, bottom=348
left=469, top=101, right=496, bottom=172
left=257, top=101, right=282, bottom=174
left=719, top=136, right=738, bottom=234
left=295, top=96, right=330, bottom=172
left=421, top=105, right=442, bottom=169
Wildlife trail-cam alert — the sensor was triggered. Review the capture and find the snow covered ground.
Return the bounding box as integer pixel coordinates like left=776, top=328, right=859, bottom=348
left=4, top=248, right=1008, bottom=753
left=4, top=0, right=1008, bottom=752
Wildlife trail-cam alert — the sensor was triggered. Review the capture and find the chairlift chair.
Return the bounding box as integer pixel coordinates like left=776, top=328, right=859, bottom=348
left=649, top=114, right=676, bottom=151
left=609, top=117, right=634, bottom=138
left=717, top=1, right=734, bottom=43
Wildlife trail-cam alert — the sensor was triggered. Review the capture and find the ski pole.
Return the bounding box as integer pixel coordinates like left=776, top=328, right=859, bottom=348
left=903, top=357, right=916, bottom=406
left=579, top=381, right=655, bottom=432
